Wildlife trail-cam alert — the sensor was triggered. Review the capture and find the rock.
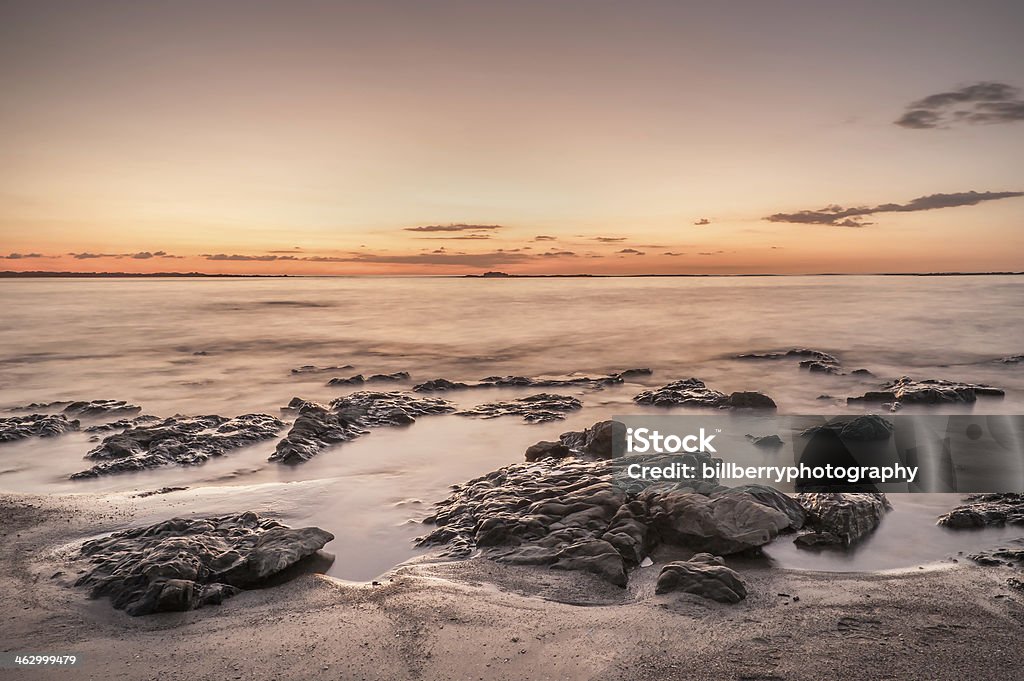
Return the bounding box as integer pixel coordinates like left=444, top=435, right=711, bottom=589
left=524, top=441, right=572, bottom=462
left=795, top=493, right=890, bottom=546
left=413, top=370, right=649, bottom=393
left=966, top=539, right=1024, bottom=568
left=634, top=379, right=775, bottom=409
left=550, top=539, right=627, bottom=586
left=0, top=414, right=79, bottom=442
left=456, top=393, right=583, bottom=423
left=655, top=553, right=747, bottom=603
left=848, top=376, right=1004, bottom=406
left=412, top=378, right=470, bottom=392
left=937, top=493, right=1024, bottom=528
left=643, top=490, right=791, bottom=554
left=800, top=415, right=894, bottom=442
left=736, top=348, right=838, bottom=364
left=800, top=360, right=842, bottom=374
left=61, top=400, right=142, bottom=419
left=271, top=392, right=454, bottom=464
left=367, top=372, right=410, bottom=382
left=746, top=434, right=784, bottom=448
left=291, top=364, right=353, bottom=374
left=714, top=485, right=805, bottom=530
left=994, top=355, right=1023, bottom=365
left=71, top=414, right=285, bottom=478
left=851, top=369, right=874, bottom=376
left=327, top=374, right=367, bottom=386
left=558, top=420, right=623, bottom=459
left=83, top=415, right=161, bottom=434
left=75, top=512, right=333, bottom=615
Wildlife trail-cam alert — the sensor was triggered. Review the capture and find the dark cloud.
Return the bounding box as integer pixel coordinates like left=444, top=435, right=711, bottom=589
left=663, top=252, right=685, bottom=256
left=693, top=218, right=711, bottom=226
left=618, top=248, right=645, bottom=255
left=592, top=236, right=626, bottom=242
left=533, top=235, right=557, bottom=241
left=765, top=190, right=1024, bottom=227
left=204, top=253, right=299, bottom=261
left=540, top=250, right=577, bottom=257
left=698, top=251, right=724, bottom=256
left=69, top=252, right=114, bottom=259
left=415, top=234, right=492, bottom=240
left=404, top=224, right=503, bottom=233
left=896, top=82, right=1024, bottom=129
left=131, top=251, right=155, bottom=259
left=3, top=252, right=43, bottom=259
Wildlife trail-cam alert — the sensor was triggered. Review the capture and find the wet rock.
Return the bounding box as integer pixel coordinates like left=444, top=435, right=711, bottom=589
left=367, top=371, right=410, bottom=382
left=75, top=512, right=333, bottom=615
left=413, top=370, right=649, bottom=393
left=634, top=379, right=775, bottom=409
left=456, top=393, right=582, bottom=423
left=71, top=414, right=285, bottom=478
left=0, top=414, right=80, bottom=442
left=746, top=434, right=784, bottom=448
left=795, top=493, right=890, bottom=546
left=272, top=392, right=454, bottom=464
left=994, top=355, right=1023, bottom=365
left=801, top=360, right=842, bottom=375
left=655, top=553, right=747, bottom=603
left=736, top=348, right=839, bottom=364
left=643, top=490, right=791, bottom=554
left=966, top=538, right=1024, bottom=568
left=848, top=376, right=1004, bottom=406
left=327, top=374, right=367, bottom=386
left=413, top=378, right=471, bottom=392
left=524, top=440, right=572, bottom=462
left=84, top=415, right=161, bottom=434
left=291, top=364, right=353, bottom=375
left=937, top=493, right=1024, bottom=529
left=800, top=415, right=894, bottom=442
left=62, top=400, right=142, bottom=419
left=851, top=369, right=874, bottom=376
left=270, top=400, right=366, bottom=464
left=549, top=538, right=627, bottom=586
left=714, top=485, right=805, bottom=530
left=558, top=419, right=623, bottom=459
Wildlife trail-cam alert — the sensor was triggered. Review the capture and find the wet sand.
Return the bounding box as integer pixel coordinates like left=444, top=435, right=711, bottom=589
left=3, top=490, right=1022, bottom=681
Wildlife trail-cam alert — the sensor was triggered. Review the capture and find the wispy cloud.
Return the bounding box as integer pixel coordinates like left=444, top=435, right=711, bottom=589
left=618, top=248, right=645, bottom=255
left=533, top=235, right=557, bottom=241
left=765, top=190, right=1024, bottom=227
left=403, top=224, right=503, bottom=233
left=693, top=218, right=711, bottom=226
left=896, top=82, right=1024, bottom=129
left=204, top=253, right=299, bottom=261
left=414, top=234, right=492, bottom=240
left=2, top=252, right=44, bottom=259
left=663, top=252, right=686, bottom=256
left=592, top=236, right=626, bottom=242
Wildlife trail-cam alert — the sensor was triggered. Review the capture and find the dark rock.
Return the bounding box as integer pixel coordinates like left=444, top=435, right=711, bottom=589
left=62, top=400, right=142, bottom=419
left=795, top=493, right=889, bottom=546
left=524, top=441, right=572, bottom=462
left=549, top=538, right=627, bottom=587
left=848, top=376, right=1005, bottom=406
left=800, top=360, right=842, bottom=375
left=456, top=393, right=582, bottom=423
left=327, top=374, right=366, bottom=386
left=558, top=419, right=623, bottom=459
left=655, top=553, right=747, bottom=603
left=794, top=531, right=845, bottom=547
left=413, top=370, right=648, bottom=393
left=367, top=371, right=410, bottom=382
left=71, top=414, right=285, bottom=478
left=851, top=369, right=874, bottom=376
left=0, top=414, right=79, bottom=442
left=291, top=364, right=353, bottom=375
left=634, top=379, right=775, bottom=409
left=937, top=493, right=1024, bottom=529
left=84, top=415, right=161, bottom=434
left=714, top=485, right=805, bottom=530
left=413, top=378, right=470, bottom=392
left=271, top=392, right=454, bottom=464
left=643, top=490, right=791, bottom=554
left=75, top=512, right=333, bottom=615
left=995, top=355, right=1023, bottom=365
left=966, top=538, right=1024, bottom=568
left=800, top=415, right=894, bottom=442
left=735, top=348, right=839, bottom=364
left=746, top=434, right=784, bottom=448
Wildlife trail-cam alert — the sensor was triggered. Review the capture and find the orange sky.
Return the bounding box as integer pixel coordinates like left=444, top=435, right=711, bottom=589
left=2, top=1, right=1023, bottom=275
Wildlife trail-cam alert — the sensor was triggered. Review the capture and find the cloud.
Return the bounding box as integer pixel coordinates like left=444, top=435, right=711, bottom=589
left=663, top=252, right=685, bottom=256
left=896, top=82, right=1024, bottom=129
left=3, top=252, right=43, bottom=259
left=693, top=218, right=711, bottom=226
left=404, top=224, right=503, bottom=233
left=698, top=251, right=724, bottom=256
left=131, top=251, right=155, bottom=259
left=592, top=236, right=626, bottom=242
left=69, top=252, right=115, bottom=259
left=540, top=250, right=577, bottom=257
left=415, top=234, right=492, bottom=240
left=618, top=248, right=645, bottom=255
left=533, top=235, right=557, bottom=241
left=765, top=190, right=1024, bottom=227
left=203, top=253, right=300, bottom=261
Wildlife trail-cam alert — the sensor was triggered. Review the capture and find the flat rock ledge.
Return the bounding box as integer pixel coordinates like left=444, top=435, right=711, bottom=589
left=416, top=452, right=801, bottom=587
left=10, top=399, right=142, bottom=418
left=793, top=493, right=890, bottom=547
left=272, top=391, right=454, bottom=464
left=655, top=553, right=747, bottom=603
left=848, top=376, right=1004, bottom=409
left=937, top=493, right=1024, bottom=529
left=412, top=369, right=651, bottom=393
left=966, top=538, right=1024, bottom=568
left=633, top=378, right=776, bottom=409
left=456, top=393, right=583, bottom=423
left=71, top=414, right=285, bottom=479
left=75, top=512, right=334, bottom=616
left=0, top=413, right=79, bottom=442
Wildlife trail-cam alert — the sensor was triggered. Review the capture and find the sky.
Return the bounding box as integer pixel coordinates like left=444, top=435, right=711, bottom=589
left=1, top=0, right=1023, bottom=275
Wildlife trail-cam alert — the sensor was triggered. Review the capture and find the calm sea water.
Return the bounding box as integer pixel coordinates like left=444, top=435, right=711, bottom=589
left=1, top=276, right=1022, bottom=578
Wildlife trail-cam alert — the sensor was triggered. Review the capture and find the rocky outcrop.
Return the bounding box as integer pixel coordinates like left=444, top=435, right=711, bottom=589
left=456, top=393, right=582, bottom=423
left=412, top=370, right=651, bottom=393
left=937, top=493, right=1024, bottom=529
left=746, top=434, right=784, bottom=448
left=643, top=490, right=792, bottom=554
left=557, top=419, right=623, bottom=459
left=71, top=414, right=285, bottom=478
left=524, top=440, right=572, bottom=462
left=800, top=415, right=894, bottom=442
left=75, top=512, right=334, bottom=615
left=714, top=485, right=806, bottom=530
left=967, top=538, right=1024, bottom=568
left=291, top=364, right=353, bottom=375
left=655, top=553, right=747, bottom=603
left=794, top=493, right=890, bottom=547
left=634, top=378, right=775, bottom=409
left=61, top=400, right=142, bottom=418
left=848, top=377, right=1004, bottom=408
left=83, top=415, right=161, bottom=435
left=736, top=348, right=838, bottom=363
left=0, top=414, right=79, bottom=442
left=326, top=372, right=410, bottom=386
left=994, top=355, right=1023, bottom=365
left=271, top=392, right=454, bottom=464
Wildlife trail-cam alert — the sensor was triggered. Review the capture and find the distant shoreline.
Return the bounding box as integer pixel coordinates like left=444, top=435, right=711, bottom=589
left=1, top=270, right=1022, bottom=279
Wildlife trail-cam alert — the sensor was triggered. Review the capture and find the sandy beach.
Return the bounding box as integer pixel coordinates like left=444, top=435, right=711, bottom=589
left=3, top=489, right=1022, bottom=681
